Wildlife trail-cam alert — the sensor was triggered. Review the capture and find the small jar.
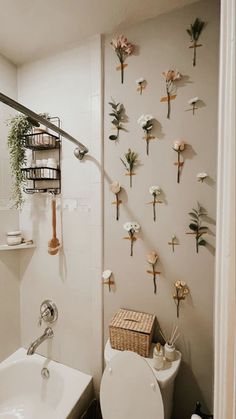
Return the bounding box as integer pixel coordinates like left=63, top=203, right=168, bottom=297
left=153, top=343, right=164, bottom=370
left=164, top=343, right=176, bottom=362
left=6, top=231, right=22, bottom=246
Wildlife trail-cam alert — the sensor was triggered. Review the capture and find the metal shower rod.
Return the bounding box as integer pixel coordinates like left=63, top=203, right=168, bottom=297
left=0, top=92, right=89, bottom=160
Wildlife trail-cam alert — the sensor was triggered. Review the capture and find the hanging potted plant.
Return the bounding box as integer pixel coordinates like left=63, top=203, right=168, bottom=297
left=7, top=114, right=33, bottom=209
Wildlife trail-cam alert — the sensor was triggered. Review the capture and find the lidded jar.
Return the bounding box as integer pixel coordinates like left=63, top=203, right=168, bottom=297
left=6, top=231, right=22, bottom=246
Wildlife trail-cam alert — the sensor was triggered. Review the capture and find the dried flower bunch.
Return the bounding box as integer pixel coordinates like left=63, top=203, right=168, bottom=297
left=173, top=140, right=186, bottom=183
left=186, top=18, right=205, bottom=66
left=187, top=97, right=200, bottom=115
left=161, top=70, right=182, bottom=119
left=173, top=281, right=189, bottom=318
left=197, top=172, right=208, bottom=182
left=146, top=251, right=160, bottom=294
left=109, top=100, right=125, bottom=141
left=168, top=234, right=179, bottom=252
left=137, top=114, right=154, bottom=155
left=120, top=148, right=138, bottom=187
left=123, top=221, right=140, bottom=256
left=102, top=270, right=114, bottom=292
left=110, top=181, right=122, bottom=220
left=136, top=77, right=146, bottom=94
left=187, top=202, right=208, bottom=253
left=110, top=35, right=135, bottom=83
left=149, top=185, right=162, bottom=221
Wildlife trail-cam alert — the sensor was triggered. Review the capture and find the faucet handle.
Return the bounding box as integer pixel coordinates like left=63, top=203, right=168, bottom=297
left=38, top=307, right=50, bottom=326
left=39, top=300, right=58, bottom=325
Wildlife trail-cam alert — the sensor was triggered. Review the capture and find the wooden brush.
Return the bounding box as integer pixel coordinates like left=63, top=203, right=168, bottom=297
left=48, top=197, right=60, bottom=255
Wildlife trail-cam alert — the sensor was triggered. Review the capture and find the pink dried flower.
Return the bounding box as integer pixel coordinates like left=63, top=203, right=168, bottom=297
left=161, top=69, right=182, bottom=119
left=110, top=34, right=135, bottom=83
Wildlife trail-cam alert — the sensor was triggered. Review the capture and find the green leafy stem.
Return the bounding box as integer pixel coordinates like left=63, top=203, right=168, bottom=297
left=188, top=203, right=208, bottom=253
left=120, top=148, right=138, bottom=188
left=186, top=17, right=205, bottom=66
left=109, top=100, right=125, bottom=141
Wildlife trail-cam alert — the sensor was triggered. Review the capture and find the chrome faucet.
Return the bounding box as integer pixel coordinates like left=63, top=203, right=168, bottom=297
left=27, top=327, right=54, bottom=355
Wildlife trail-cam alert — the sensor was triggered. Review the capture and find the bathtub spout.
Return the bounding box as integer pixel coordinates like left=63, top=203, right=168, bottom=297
left=27, top=327, right=54, bottom=355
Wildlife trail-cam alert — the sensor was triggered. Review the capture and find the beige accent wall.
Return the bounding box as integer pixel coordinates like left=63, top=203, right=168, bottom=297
left=104, top=1, right=219, bottom=418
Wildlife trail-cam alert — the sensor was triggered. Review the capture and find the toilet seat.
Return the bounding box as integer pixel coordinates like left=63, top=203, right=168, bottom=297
left=100, top=351, right=164, bottom=419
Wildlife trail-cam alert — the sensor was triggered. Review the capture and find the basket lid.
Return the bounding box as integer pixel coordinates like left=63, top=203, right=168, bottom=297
left=110, top=308, right=155, bottom=335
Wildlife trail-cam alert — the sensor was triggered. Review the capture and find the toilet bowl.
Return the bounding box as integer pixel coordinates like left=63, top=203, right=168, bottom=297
left=100, top=340, right=181, bottom=419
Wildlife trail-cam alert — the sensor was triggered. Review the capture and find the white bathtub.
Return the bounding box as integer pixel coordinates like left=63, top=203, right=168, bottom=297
left=0, top=348, right=93, bottom=419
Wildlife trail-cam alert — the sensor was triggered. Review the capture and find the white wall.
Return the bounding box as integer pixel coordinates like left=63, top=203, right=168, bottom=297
left=17, top=36, right=103, bottom=389
left=104, top=1, right=219, bottom=418
left=0, top=53, right=21, bottom=360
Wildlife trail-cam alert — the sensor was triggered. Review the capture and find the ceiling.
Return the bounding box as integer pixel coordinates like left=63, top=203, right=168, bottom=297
left=0, top=0, right=197, bottom=65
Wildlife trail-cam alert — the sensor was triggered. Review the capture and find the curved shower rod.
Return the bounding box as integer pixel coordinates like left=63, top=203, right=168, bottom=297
left=0, top=92, right=89, bottom=160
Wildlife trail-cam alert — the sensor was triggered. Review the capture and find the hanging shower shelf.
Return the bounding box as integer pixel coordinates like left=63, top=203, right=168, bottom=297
left=23, top=131, right=60, bottom=150
left=21, top=167, right=60, bottom=181
left=21, top=117, right=61, bottom=195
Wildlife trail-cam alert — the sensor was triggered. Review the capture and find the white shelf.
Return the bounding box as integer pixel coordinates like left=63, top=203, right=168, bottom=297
left=0, top=243, right=36, bottom=251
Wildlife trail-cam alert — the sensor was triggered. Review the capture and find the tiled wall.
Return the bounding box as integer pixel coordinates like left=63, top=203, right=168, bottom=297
left=17, top=36, right=103, bottom=389
left=0, top=53, right=21, bottom=360
left=104, top=1, right=219, bottom=418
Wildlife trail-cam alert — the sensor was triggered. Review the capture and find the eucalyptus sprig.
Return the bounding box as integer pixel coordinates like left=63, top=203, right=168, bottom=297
left=7, top=114, right=32, bottom=209
left=186, top=18, right=205, bottom=66
left=109, top=100, right=125, bottom=141
left=187, top=202, right=208, bottom=253
left=120, top=148, right=138, bottom=187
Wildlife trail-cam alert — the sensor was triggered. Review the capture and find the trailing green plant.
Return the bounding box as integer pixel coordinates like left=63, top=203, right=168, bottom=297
left=120, top=148, right=138, bottom=187
left=108, top=100, right=125, bottom=141
left=7, top=114, right=32, bottom=209
left=188, top=202, right=208, bottom=253
left=186, top=18, right=205, bottom=66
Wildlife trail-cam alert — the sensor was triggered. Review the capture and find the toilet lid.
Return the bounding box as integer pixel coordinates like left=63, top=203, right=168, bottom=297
left=100, top=351, right=164, bottom=419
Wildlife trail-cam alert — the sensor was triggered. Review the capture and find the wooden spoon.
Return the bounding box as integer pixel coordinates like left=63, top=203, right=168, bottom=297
left=48, top=197, right=60, bottom=255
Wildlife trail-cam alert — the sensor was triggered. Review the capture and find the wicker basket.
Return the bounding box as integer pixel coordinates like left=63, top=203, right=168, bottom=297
left=109, top=308, right=156, bottom=357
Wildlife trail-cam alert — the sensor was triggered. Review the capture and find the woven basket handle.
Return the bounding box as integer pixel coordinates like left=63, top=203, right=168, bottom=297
left=124, top=318, right=140, bottom=323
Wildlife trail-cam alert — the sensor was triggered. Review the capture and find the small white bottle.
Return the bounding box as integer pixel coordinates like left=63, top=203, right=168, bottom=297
left=164, top=343, right=176, bottom=362
left=153, top=343, right=164, bottom=370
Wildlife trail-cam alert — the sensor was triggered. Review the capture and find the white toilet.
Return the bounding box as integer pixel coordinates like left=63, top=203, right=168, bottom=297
left=100, top=340, right=181, bottom=419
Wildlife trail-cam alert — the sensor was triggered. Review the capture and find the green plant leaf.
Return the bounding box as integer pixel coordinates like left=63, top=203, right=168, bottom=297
left=189, top=212, right=199, bottom=220
left=198, top=239, right=206, bottom=246
left=109, top=135, right=117, bottom=141
left=189, top=223, right=198, bottom=231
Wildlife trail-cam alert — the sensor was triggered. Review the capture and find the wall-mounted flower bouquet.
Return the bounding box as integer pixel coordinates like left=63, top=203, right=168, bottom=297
left=148, top=186, right=163, bottom=221
left=110, top=35, right=135, bottom=84
left=197, top=172, right=208, bottom=183
left=168, top=234, right=180, bottom=252
left=136, top=77, right=146, bottom=95
left=161, top=70, right=182, bottom=119
left=187, top=202, right=208, bottom=253
left=120, top=148, right=138, bottom=187
left=146, top=251, right=161, bottom=294
left=173, top=281, right=189, bottom=318
left=187, top=97, right=200, bottom=115
left=110, top=181, right=122, bottom=221
left=109, top=100, right=125, bottom=141
left=123, top=221, right=140, bottom=256
left=137, top=114, right=155, bottom=155
left=173, top=140, right=186, bottom=183
left=186, top=18, right=205, bottom=66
